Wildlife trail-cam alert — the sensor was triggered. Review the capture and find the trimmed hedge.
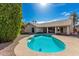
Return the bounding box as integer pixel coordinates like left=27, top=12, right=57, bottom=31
left=0, top=4, right=22, bottom=43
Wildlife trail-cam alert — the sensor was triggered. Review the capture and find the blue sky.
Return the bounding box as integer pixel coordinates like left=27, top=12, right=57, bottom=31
left=22, top=3, right=79, bottom=23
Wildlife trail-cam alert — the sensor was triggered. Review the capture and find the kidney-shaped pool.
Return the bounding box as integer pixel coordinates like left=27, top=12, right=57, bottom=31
left=27, top=34, right=65, bottom=53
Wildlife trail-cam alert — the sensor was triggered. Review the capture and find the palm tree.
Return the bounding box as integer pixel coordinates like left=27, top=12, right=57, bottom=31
left=71, top=12, right=78, bottom=32
left=32, top=20, right=37, bottom=24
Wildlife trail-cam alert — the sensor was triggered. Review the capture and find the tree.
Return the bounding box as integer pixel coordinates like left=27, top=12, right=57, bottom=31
left=0, top=4, right=22, bottom=43
left=71, top=12, right=78, bottom=33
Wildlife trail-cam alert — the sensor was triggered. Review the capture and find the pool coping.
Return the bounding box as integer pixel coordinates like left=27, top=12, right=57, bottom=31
left=14, top=35, right=79, bottom=56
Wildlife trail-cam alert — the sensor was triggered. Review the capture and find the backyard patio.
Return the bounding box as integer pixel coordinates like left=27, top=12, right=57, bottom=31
left=14, top=35, right=79, bottom=56
left=0, top=34, right=79, bottom=56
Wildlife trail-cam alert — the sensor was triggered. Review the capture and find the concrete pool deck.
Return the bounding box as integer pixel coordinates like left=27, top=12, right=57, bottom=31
left=14, top=35, right=79, bottom=56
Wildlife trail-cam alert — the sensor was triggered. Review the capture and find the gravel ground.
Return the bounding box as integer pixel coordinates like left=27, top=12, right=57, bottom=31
left=0, top=35, right=29, bottom=56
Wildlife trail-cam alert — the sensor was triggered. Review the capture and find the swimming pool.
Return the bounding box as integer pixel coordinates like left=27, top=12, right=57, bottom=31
left=27, top=34, right=65, bottom=53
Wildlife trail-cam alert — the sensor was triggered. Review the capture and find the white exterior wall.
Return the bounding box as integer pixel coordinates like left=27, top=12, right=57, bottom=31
left=68, top=16, right=74, bottom=33
left=66, top=26, right=70, bottom=35
left=35, top=28, right=43, bottom=33
left=25, top=24, right=71, bottom=35
left=63, top=27, right=67, bottom=34
left=55, top=27, right=61, bottom=34
left=54, top=26, right=69, bottom=34
left=55, top=27, right=57, bottom=34
left=25, top=25, right=35, bottom=33
left=47, top=27, right=48, bottom=33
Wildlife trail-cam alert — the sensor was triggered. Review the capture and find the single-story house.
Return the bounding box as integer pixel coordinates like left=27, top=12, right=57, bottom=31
left=22, top=13, right=79, bottom=35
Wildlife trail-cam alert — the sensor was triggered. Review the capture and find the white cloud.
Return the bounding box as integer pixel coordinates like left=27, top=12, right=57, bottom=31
left=53, top=3, right=66, bottom=6
left=37, top=19, right=62, bottom=24
left=62, top=12, right=71, bottom=16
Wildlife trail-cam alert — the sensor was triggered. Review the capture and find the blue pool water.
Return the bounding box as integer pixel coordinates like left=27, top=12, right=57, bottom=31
left=27, top=34, right=65, bottom=53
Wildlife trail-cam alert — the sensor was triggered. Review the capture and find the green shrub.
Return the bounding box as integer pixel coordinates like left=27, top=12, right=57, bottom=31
left=0, top=4, right=22, bottom=43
